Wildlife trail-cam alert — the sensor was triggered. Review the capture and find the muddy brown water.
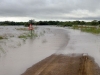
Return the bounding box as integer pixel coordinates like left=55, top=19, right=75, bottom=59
left=0, top=26, right=100, bottom=75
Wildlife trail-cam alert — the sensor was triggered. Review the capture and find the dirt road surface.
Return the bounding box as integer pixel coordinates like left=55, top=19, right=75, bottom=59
left=22, top=54, right=100, bottom=75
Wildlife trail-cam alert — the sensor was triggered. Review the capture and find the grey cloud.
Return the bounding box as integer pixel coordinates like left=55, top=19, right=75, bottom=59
left=60, top=16, right=100, bottom=21
left=0, top=0, right=100, bottom=21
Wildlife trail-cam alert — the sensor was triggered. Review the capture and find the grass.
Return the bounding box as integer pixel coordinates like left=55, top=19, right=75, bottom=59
left=81, top=28, right=100, bottom=34
left=72, top=25, right=79, bottom=29
left=18, top=34, right=31, bottom=39
left=18, top=31, right=37, bottom=39
left=16, top=28, right=28, bottom=31
left=0, top=46, right=6, bottom=54
left=72, top=25, right=100, bottom=34
left=18, top=35, right=28, bottom=39
left=0, top=36, right=3, bottom=40
left=0, top=34, right=13, bottom=40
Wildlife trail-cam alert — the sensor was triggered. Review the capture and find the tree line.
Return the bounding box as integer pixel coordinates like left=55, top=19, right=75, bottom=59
left=0, top=21, right=26, bottom=26
left=0, top=20, right=100, bottom=27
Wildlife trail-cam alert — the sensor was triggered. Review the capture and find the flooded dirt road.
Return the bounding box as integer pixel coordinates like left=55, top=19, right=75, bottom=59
left=0, top=26, right=100, bottom=75
left=22, top=54, right=100, bottom=75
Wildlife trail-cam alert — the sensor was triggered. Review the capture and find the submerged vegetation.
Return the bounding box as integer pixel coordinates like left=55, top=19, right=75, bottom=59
left=0, top=26, right=38, bottom=56
left=0, top=46, right=6, bottom=54
left=16, top=28, right=28, bottom=31
left=72, top=25, right=100, bottom=34
left=0, top=36, right=3, bottom=40
left=18, top=31, right=37, bottom=39
left=81, top=28, right=100, bottom=34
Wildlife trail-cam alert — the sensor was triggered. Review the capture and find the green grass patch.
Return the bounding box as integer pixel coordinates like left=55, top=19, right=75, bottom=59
left=81, top=28, right=100, bottom=34
left=16, top=28, right=28, bottom=31
left=18, top=35, right=27, bottom=39
left=72, top=25, right=100, bottom=34
left=18, top=31, right=37, bottom=39
left=72, top=25, right=79, bottom=29
left=0, top=36, right=3, bottom=40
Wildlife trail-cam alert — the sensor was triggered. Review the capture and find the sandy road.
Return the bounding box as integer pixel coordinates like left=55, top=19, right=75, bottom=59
left=22, top=54, right=100, bottom=75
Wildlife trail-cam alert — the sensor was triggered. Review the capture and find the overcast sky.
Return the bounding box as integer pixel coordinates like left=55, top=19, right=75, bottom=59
left=0, top=0, right=100, bottom=22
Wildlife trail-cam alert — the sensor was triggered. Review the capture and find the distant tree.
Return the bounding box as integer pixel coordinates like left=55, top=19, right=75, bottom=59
left=24, top=22, right=29, bottom=27
left=29, top=19, right=35, bottom=24
left=91, top=20, right=99, bottom=25
left=80, top=21, right=86, bottom=25
left=98, top=21, right=100, bottom=24
left=73, top=20, right=80, bottom=25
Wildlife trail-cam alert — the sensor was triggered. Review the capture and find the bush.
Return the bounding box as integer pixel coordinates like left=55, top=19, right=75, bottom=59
left=0, top=36, right=3, bottom=39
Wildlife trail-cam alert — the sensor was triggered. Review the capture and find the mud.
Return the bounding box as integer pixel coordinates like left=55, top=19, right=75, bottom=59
left=22, top=54, right=100, bottom=75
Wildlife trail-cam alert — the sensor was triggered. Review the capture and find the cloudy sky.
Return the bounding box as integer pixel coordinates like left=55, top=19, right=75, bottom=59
left=0, top=0, right=100, bottom=22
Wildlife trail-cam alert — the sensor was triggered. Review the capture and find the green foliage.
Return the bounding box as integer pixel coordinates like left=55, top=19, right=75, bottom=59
left=16, top=28, right=28, bottom=31
left=18, top=35, right=27, bottom=39
left=72, top=25, right=100, bottom=34
left=29, top=19, right=35, bottom=24
left=0, top=36, right=3, bottom=40
left=91, top=20, right=99, bottom=25
left=81, top=27, right=100, bottom=34
left=36, top=21, right=60, bottom=25
left=18, top=34, right=32, bottom=39
left=18, top=31, right=37, bottom=39
left=57, top=21, right=73, bottom=27
left=72, top=25, right=79, bottom=29
left=24, top=22, right=29, bottom=27
left=0, top=21, right=25, bottom=25
left=0, top=20, right=100, bottom=26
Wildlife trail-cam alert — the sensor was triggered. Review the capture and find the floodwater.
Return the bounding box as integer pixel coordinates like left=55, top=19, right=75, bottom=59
left=59, top=28, right=100, bottom=66
left=0, top=26, right=100, bottom=75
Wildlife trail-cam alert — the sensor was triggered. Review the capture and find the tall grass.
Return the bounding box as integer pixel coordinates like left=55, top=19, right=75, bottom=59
left=18, top=31, right=37, bottom=39
left=0, top=36, right=3, bottom=40
left=72, top=25, right=79, bottom=29
left=72, top=25, right=100, bottom=34
left=16, top=28, right=28, bottom=31
left=81, top=28, right=100, bottom=34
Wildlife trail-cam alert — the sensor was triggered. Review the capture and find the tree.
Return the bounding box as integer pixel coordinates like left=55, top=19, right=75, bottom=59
left=29, top=19, right=35, bottom=24
left=80, top=21, right=86, bottom=25
left=73, top=20, right=80, bottom=25
left=91, top=20, right=99, bottom=25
